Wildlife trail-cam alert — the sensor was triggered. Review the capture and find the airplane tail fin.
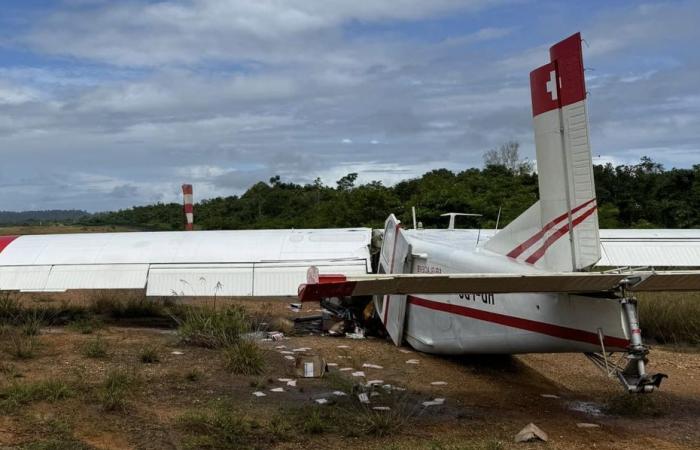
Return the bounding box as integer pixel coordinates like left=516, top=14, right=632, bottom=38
left=485, top=33, right=600, bottom=271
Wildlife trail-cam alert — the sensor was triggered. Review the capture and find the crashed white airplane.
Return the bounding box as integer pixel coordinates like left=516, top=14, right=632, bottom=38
left=298, top=33, right=700, bottom=393
left=1, top=33, right=699, bottom=393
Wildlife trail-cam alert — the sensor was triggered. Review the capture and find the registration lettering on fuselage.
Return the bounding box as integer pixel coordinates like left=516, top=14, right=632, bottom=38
left=457, top=292, right=495, bottom=305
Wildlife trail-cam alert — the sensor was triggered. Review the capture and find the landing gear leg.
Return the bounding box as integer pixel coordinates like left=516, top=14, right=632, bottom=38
left=618, top=297, right=666, bottom=393
left=586, top=295, right=666, bottom=393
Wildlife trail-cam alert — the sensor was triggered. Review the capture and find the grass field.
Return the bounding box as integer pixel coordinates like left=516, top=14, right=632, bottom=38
left=638, top=292, right=700, bottom=346
left=0, top=224, right=139, bottom=235
left=0, top=291, right=696, bottom=448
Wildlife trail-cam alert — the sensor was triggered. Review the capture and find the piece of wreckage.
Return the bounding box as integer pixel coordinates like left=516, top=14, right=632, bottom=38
left=297, top=32, right=700, bottom=394
left=1, top=33, right=700, bottom=393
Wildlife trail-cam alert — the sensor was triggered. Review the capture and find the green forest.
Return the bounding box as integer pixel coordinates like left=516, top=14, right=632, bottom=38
left=75, top=156, right=700, bottom=231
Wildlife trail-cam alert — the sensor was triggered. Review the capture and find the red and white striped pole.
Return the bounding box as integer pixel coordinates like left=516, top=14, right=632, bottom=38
left=182, top=184, right=193, bottom=231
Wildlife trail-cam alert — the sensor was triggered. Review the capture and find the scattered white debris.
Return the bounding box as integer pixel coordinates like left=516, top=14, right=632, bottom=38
left=372, top=406, right=391, bottom=411
left=358, top=393, right=370, bottom=404
left=274, top=345, right=287, bottom=349
left=362, top=363, right=383, bottom=370
left=346, top=329, right=365, bottom=339
left=399, top=349, right=412, bottom=354
left=422, top=398, right=445, bottom=407
left=292, top=347, right=312, bottom=352
left=171, top=351, right=184, bottom=355
left=370, top=392, right=380, bottom=397
left=576, top=423, right=601, bottom=429
left=278, top=378, right=293, bottom=382
left=514, top=423, right=548, bottom=443
left=406, top=359, right=420, bottom=364
left=393, top=387, right=407, bottom=391
left=339, top=367, right=354, bottom=372
left=366, top=380, right=384, bottom=386
left=430, top=381, right=447, bottom=386
left=332, top=391, right=347, bottom=396
left=337, top=345, right=350, bottom=349
left=284, top=355, right=295, bottom=360
left=289, top=303, right=302, bottom=312
left=279, top=351, right=294, bottom=355
left=337, top=355, right=350, bottom=359
left=269, top=332, right=284, bottom=341
left=540, top=394, right=560, bottom=399
left=315, top=398, right=329, bottom=405
left=351, top=371, right=366, bottom=377
left=327, top=363, right=338, bottom=367
left=270, top=387, right=285, bottom=393
left=286, top=380, right=297, bottom=387
left=252, top=391, right=266, bottom=397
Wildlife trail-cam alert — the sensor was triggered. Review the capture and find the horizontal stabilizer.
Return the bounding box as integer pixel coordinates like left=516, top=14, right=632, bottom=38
left=298, top=270, right=700, bottom=301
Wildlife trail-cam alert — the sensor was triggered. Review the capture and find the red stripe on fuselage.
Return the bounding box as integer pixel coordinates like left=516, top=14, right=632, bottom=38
left=407, top=295, right=629, bottom=349
left=0, top=235, right=19, bottom=253
left=506, top=198, right=596, bottom=259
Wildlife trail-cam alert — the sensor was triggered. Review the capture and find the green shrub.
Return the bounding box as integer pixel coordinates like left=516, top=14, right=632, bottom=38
left=0, top=292, right=22, bottom=324
left=99, top=369, right=139, bottom=412
left=0, top=380, right=73, bottom=412
left=185, top=369, right=202, bottom=382
left=177, top=405, right=263, bottom=449
left=89, top=292, right=164, bottom=319
left=20, top=309, right=46, bottom=336
left=8, top=332, right=38, bottom=359
left=82, top=336, right=108, bottom=358
left=67, top=317, right=103, bottom=334
left=139, top=345, right=160, bottom=364
left=176, top=305, right=250, bottom=348
left=223, top=339, right=266, bottom=375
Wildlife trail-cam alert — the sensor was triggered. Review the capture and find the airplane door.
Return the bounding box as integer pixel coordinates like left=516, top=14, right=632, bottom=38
left=378, top=214, right=411, bottom=346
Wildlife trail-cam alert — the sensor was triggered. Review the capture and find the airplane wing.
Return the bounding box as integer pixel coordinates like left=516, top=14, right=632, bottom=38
left=0, top=229, right=372, bottom=296
left=598, top=229, right=700, bottom=267
left=297, top=270, right=700, bottom=301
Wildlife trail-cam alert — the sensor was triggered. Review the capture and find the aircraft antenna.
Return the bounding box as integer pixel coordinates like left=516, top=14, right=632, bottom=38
left=495, top=206, right=502, bottom=231
left=412, top=206, right=417, bottom=230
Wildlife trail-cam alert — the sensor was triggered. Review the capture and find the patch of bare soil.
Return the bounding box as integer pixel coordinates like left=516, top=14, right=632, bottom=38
left=0, top=301, right=697, bottom=449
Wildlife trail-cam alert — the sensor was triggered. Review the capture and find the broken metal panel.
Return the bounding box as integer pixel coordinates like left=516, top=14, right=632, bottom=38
left=253, top=261, right=368, bottom=296
left=43, top=264, right=149, bottom=291
left=0, top=265, right=52, bottom=291
left=146, top=263, right=254, bottom=296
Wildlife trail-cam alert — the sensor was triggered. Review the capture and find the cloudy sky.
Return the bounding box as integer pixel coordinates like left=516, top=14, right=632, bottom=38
left=0, top=0, right=698, bottom=211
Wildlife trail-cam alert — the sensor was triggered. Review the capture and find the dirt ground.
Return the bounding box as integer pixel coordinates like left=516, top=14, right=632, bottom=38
left=0, top=299, right=698, bottom=449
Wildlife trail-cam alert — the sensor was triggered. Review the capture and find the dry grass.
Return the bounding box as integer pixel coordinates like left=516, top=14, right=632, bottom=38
left=99, top=368, right=140, bottom=412
left=177, top=404, right=267, bottom=450
left=637, top=292, right=700, bottom=345
left=82, top=335, right=108, bottom=358
left=0, top=380, right=73, bottom=412
left=139, top=344, right=161, bottom=363
left=176, top=305, right=250, bottom=348
left=223, top=339, right=266, bottom=375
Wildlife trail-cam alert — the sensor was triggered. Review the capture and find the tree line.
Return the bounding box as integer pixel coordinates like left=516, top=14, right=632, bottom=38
left=75, top=155, right=700, bottom=231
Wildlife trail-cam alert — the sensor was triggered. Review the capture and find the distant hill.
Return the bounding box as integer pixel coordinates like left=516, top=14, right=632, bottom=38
left=0, top=210, right=89, bottom=225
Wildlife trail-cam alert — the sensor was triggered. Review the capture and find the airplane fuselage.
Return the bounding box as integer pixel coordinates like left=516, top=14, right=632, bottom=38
left=375, top=228, right=631, bottom=354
